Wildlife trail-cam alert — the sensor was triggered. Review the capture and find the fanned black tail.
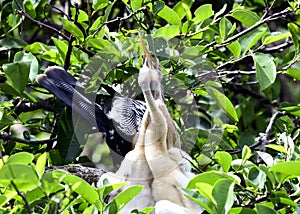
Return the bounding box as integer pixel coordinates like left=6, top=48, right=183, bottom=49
left=36, top=66, right=133, bottom=157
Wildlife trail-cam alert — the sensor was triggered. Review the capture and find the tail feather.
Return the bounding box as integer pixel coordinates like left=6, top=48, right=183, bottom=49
left=36, top=66, right=147, bottom=157
left=36, top=67, right=109, bottom=133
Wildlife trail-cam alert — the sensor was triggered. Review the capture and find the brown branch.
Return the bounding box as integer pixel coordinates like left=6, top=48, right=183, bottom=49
left=226, top=111, right=285, bottom=154
left=93, top=6, right=147, bottom=35
left=14, top=0, right=70, bottom=42
left=14, top=98, right=55, bottom=115
left=205, top=8, right=291, bottom=50
left=0, top=132, right=56, bottom=145
left=11, top=181, right=31, bottom=214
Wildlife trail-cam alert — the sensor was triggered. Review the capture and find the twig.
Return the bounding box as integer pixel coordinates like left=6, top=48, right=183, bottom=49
left=11, top=181, right=31, bottom=214
left=0, top=132, right=56, bottom=145
left=226, top=111, right=285, bottom=154
left=205, top=8, right=291, bottom=50
left=64, top=4, right=79, bottom=70
left=93, top=6, right=147, bottom=35
left=14, top=98, right=55, bottom=115
left=14, top=0, right=70, bottom=42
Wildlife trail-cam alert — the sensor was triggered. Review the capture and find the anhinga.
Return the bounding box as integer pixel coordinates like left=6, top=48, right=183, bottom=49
left=36, top=66, right=147, bottom=158
left=37, top=35, right=202, bottom=213
left=99, top=35, right=202, bottom=213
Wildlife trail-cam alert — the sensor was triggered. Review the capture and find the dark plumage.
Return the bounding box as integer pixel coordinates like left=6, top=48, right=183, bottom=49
left=36, top=66, right=147, bottom=157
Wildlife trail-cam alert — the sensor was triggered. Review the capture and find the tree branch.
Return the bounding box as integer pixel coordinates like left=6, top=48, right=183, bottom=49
left=93, top=6, right=147, bottom=35
left=14, top=0, right=70, bottom=42
left=226, top=111, right=285, bottom=154
left=205, top=8, right=291, bottom=50
left=11, top=181, right=31, bottom=214
left=0, top=132, right=56, bottom=145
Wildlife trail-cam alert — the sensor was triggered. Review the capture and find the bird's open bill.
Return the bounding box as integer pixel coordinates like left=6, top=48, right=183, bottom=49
left=139, top=33, right=158, bottom=70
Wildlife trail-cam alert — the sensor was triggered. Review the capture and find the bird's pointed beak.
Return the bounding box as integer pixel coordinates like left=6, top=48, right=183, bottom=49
left=139, top=33, right=157, bottom=69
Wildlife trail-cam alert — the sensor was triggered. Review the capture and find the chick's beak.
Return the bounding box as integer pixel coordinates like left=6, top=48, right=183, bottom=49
left=139, top=34, right=157, bottom=69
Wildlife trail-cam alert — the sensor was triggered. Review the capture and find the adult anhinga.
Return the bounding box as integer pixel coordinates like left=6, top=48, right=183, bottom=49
left=36, top=66, right=147, bottom=158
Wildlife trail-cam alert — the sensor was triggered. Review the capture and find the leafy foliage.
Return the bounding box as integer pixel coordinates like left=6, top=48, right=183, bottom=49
left=0, top=0, right=300, bottom=213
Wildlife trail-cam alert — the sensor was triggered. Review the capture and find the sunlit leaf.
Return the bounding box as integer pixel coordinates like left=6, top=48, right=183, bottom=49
left=215, top=151, right=232, bottom=172
left=270, top=161, right=300, bottom=176
left=212, top=179, right=234, bottom=214
left=157, top=5, right=181, bottom=25
left=52, top=170, right=100, bottom=205
left=193, top=4, right=213, bottom=23
left=106, top=185, right=143, bottom=214
left=14, top=52, right=39, bottom=82
left=252, top=52, right=276, bottom=90
left=3, top=62, right=31, bottom=94
left=206, top=86, right=239, bottom=122
left=153, top=25, right=180, bottom=40
left=232, top=9, right=260, bottom=26
left=286, top=68, right=300, bottom=82
left=61, top=18, right=84, bottom=42
left=6, top=152, right=34, bottom=165
left=93, top=0, right=109, bottom=11
left=227, top=41, right=241, bottom=58
left=263, top=32, right=291, bottom=45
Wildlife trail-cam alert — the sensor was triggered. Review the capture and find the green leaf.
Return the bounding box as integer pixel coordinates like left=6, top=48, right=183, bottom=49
left=286, top=68, right=300, bottom=82
left=53, top=37, right=68, bottom=60
left=25, top=42, right=49, bottom=54
left=263, top=32, right=291, bottom=45
left=3, top=62, right=31, bottom=94
left=154, top=25, right=180, bottom=40
left=0, top=164, right=40, bottom=191
left=215, top=151, right=232, bottom=172
left=36, top=152, right=47, bottom=177
left=61, top=18, right=84, bottom=42
left=182, top=188, right=215, bottom=213
left=71, top=8, right=89, bottom=23
left=14, top=52, right=39, bottom=82
left=0, top=37, right=27, bottom=51
left=130, top=0, right=142, bottom=11
left=240, top=27, right=267, bottom=54
left=212, top=179, right=234, bottom=214
left=269, top=161, right=300, bottom=176
left=231, top=9, right=260, bottom=27
left=248, top=167, right=267, bottom=189
left=106, top=185, right=143, bottom=214
left=174, top=1, right=192, bottom=20
left=219, top=18, right=233, bottom=40
left=57, top=108, right=84, bottom=163
left=187, top=171, right=238, bottom=189
left=41, top=50, right=64, bottom=65
left=6, top=152, right=34, bottom=165
left=152, top=0, right=165, bottom=14
left=288, top=23, right=299, bottom=51
left=93, top=0, right=109, bottom=11
left=265, top=144, right=288, bottom=154
left=255, top=204, right=276, bottom=214
left=280, top=105, right=300, bottom=117
left=23, top=0, right=36, bottom=18
left=227, top=41, right=241, bottom=58
left=230, top=207, right=257, bottom=214
left=86, top=38, right=112, bottom=50
left=252, top=52, right=276, bottom=90
left=157, top=5, right=181, bottom=25
left=52, top=170, right=99, bottom=205
left=242, top=145, right=252, bottom=162
left=206, top=86, right=239, bottom=122
left=193, top=4, right=213, bottom=23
